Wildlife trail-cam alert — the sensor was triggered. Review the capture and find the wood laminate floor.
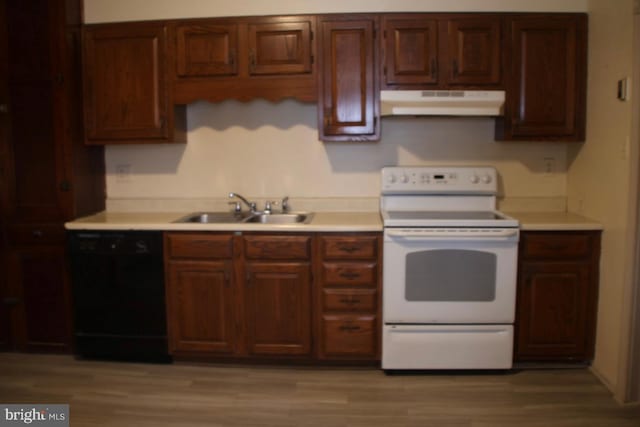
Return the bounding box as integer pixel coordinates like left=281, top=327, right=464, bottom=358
left=0, top=353, right=638, bottom=427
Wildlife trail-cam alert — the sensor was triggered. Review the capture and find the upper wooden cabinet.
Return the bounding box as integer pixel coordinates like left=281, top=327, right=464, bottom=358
left=318, top=16, right=379, bottom=142
left=172, top=16, right=317, bottom=103
left=82, top=22, right=186, bottom=144
left=496, top=14, right=587, bottom=141
left=176, top=23, right=238, bottom=77
left=382, top=15, right=502, bottom=89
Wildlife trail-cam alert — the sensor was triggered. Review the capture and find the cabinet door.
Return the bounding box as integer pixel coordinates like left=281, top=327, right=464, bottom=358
left=245, top=262, right=311, bottom=356
left=516, top=261, right=592, bottom=360
left=383, top=17, right=438, bottom=86
left=83, top=23, right=170, bottom=142
left=503, top=15, right=587, bottom=140
left=319, top=18, right=379, bottom=141
left=166, top=260, right=236, bottom=354
left=8, top=246, right=71, bottom=353
left=176, top=23, right=238, bottom=77
left=3, top=0, right=67, bottom=222
left=248, top=20, right=312, bottom=75
left=446, top=17, right=501, bottom=86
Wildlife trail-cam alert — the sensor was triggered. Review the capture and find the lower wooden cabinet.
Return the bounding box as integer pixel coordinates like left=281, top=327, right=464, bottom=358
left=6, top=244, right=72, bottom=353
left=166, top=260, right=236, bottom=354
left=316, top=234, right=382, bottom=361
left=245, top=262, right=311, bottom=356
left=515, top=231, right=601, bottom=362
left=164, top=231, right=382, bottom=363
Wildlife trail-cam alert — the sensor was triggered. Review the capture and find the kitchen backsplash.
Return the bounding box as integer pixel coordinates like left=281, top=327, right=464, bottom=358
left=105, top=99, right=569, bottom=209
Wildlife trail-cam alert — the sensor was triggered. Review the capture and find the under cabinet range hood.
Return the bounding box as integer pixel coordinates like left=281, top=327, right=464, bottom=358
left=380, top=90, right=505, bottom=117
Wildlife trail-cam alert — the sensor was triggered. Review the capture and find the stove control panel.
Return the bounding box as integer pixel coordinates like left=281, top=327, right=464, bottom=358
left=381, top=166, right=498, bottom=194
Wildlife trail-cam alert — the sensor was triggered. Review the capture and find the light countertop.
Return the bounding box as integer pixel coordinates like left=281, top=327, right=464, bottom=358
left=65, top=211, right=383, bottom=232
left=506, top=211, right=603, bottom=231
left=66, top=210, right=602, bottom=233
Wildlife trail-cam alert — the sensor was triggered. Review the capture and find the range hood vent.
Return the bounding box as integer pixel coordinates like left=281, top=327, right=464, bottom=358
left=381, top=90, right=505, bottom=117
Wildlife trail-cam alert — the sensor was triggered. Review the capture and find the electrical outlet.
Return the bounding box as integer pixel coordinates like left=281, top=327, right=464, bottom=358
left=542, top=157, right=556, bottom=176
left=115, top=164, right=131, bottom=182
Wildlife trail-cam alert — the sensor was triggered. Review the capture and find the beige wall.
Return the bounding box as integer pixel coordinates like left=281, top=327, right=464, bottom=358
left=106, top=101, right=568, bottom=204
left=567, top=0, right=636, bottom=397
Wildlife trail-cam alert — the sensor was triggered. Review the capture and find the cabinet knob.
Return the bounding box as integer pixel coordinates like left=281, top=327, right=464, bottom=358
left=32, top=230, right=43, bottom=238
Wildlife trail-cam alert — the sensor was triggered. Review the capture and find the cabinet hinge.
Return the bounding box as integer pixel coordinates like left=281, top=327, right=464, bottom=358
left=311, top=55, right=314, bottom=65
left=373, top=29, right=377, bottom=39
left=383, top=29, right=387, bottom=39
left=310, top=30, right=314, bottom=41
left=383, top=66, right=387, bottom=76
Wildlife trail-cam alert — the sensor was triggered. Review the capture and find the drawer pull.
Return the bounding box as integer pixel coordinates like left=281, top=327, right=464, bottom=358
left=339, top=298, right=361, bottom=305
left=542, top=244, right=570, bottom=251
left=338, top=245, right=359, bottom=253
left=339, top=271, right=361, bottom=280
left=339, top=324, right=361, bottom=332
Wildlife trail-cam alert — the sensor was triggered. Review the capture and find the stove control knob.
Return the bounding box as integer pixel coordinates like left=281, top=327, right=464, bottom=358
left=481, top=174, right=492, bottom=184
left=470, top=174, right=480, bottom=184
left=386, top=174, right=397, bottom=184
left=400, top=174, right=409, bottom=183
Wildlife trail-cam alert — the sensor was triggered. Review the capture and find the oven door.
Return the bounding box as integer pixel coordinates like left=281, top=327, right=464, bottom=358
left=383, top=227, right=519, bottom=324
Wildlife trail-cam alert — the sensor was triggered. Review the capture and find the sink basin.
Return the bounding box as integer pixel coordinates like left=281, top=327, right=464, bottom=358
left=174, top=211, right=314, bottom=225
left=244, top=213, right=314, bottom=224
left=174, top=212, right=250, bottom=224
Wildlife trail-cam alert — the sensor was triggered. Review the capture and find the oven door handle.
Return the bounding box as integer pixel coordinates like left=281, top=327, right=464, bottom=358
left=385, top=229, right=519, bottom=240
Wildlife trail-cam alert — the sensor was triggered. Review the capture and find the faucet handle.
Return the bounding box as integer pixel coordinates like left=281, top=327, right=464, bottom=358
left=281, top=196, right=290, bottom=212
left=228, top=201, right=242, bottom=213
left=264, top=200, right=278, bottom=214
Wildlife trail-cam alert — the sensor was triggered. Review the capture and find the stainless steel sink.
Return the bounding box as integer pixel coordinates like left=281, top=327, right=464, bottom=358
left=174, top=212, right=251, bottom=223
left=244, top=212, right=313, bottom=224
left=174, top=211, right=313, bottom=225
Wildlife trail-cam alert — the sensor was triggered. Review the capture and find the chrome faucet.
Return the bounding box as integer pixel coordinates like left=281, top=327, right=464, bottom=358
left=229, top=192, right=257, bottom=212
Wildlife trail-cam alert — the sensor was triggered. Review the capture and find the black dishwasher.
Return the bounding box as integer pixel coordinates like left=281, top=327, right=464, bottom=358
left=68, top=231, right=171, bottom=363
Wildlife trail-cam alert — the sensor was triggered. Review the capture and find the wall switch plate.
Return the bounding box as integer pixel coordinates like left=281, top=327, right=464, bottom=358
left=618, top=77, right=629, bottom=101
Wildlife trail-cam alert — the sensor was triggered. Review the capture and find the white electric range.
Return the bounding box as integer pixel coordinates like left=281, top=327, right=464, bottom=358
left=380, top=166, right=519, bottom=370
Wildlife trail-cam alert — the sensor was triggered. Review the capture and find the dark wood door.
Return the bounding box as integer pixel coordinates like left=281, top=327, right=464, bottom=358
left=502, top=15, right=587, bottom=140
left=166, top=260, right=236, bottom=354
left=516, top=260, right=592, bottom=360
left=3, top=0, right=67, bottom=223
left=175, top=23, right=239, bottom=77
left=383, top=17, right=438, bottom=86
left=245, top=262, right=311, bottom=356
left=83, top=22, right=170, bottom=142
left=248, top=20, right=313, bottom=75
left=8, top=246, right=71, bottom=353
left=319, top=17, right=379, bottom=141
left=446, top=17, right=501, bottom=86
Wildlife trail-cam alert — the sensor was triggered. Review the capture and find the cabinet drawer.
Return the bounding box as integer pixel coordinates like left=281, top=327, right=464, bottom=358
left=320, top=315, right=377, bottom=358
left=243, top=235, right=311, bottom=260
left=522, top=233, right=592, bottom=259
left=165, top=233, right=233, bottom=259
left=321, top=236, right=378, bottom=260
left=322, top=289, right=377, bottom=312
left=7, top=224, right=66, bottom=246
left=322, top=262, right=377, bottom=286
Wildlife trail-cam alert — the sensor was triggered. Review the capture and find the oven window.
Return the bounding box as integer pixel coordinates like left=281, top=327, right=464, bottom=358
left=405, top=249, right=496, bottom=301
